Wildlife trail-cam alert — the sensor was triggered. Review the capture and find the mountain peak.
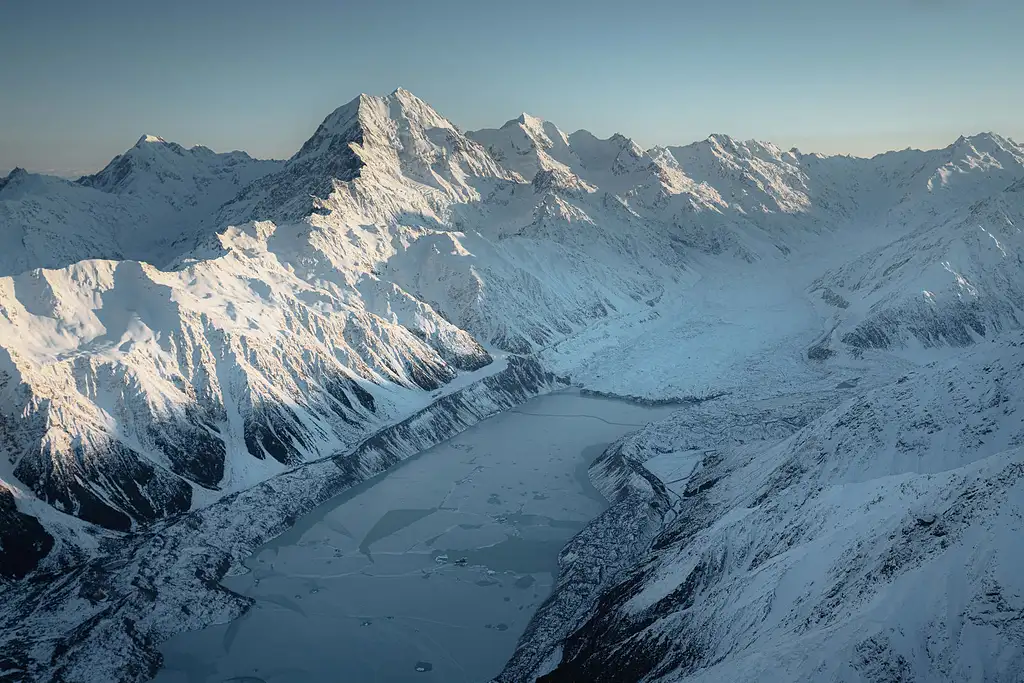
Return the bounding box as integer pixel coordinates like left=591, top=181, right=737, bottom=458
left=297, top=88, right=456, bottom=163
left=517, top=112, right=544, bottom=127
left=496, top=112, right=545, bottom=131
left=706, top=133, right=739, bottom=148
left=224, top=88, right=512, bottom=225
left=946, top=131, right=1024, bottom=166
left=389, top=87, right=437, bottom=110
left=0, top=166, right=27, bottom=192
left=289, top=92, right=378, bottom=164
left=953, top=131, right=1004, bottom=147
left=135, top=134, right=168, bottom=148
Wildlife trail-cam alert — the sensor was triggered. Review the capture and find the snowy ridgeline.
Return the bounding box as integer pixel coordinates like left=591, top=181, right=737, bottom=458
left=0, top=88, right=1023, bottom=681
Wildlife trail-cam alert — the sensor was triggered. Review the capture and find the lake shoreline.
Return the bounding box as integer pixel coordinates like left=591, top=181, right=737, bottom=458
left=153, top=386, right=679, bottom=682
left=2, top=357, right=564, bottom=683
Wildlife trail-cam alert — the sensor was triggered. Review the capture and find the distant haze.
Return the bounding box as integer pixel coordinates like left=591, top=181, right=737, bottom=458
left=3, top=0, right=1023, bottom=174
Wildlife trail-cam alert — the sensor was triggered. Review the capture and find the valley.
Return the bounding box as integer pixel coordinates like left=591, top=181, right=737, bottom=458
left=153, top=391, right=677, bottom=683
left=1, top=88, right=1022, bottom=682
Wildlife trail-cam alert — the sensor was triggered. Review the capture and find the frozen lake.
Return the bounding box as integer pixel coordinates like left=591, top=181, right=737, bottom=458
left=153, top=390, right=677, bottom=683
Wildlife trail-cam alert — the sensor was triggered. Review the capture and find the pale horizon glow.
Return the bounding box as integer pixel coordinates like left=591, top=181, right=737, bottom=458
left=3, top=0, right=1023, bottom=176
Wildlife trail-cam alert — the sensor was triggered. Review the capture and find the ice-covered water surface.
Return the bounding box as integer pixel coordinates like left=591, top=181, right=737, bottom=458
left=153, top=391, right=677, bottom=683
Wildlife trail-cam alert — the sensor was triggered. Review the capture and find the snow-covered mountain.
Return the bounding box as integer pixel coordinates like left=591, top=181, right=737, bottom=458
left=1, top=88, right=1023, bottom=683
left=811, top=173, right=1024, bottom=355
left=0, top=141, right=280, bottom=277
left=0, top=168, right=161, bottom=276
left=501, top=332, right=1024, bottom=682
left=78, top=135, right=282, bottom=264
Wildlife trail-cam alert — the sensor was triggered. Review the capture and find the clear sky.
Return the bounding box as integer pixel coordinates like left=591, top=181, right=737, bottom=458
left=3, top=0, right=1023, bottom=176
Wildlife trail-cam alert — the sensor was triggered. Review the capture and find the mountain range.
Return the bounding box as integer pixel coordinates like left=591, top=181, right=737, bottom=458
left=1, top=88, right=1022, bottom=682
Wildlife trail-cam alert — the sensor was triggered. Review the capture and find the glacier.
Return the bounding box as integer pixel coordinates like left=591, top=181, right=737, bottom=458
left=0, top=87, right=1022, bottom=682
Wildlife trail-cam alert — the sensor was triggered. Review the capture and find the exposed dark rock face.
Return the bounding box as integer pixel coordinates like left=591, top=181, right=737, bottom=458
left=149, top=415, right=227, bottom=489
left=806, top=342, right=835, bottom=359
left=216, top=100, right=366, bottom=226
left=0, top=487, right=54, bottom=580
left=13, top=440, right=192, bottom=532
left=819, top=286, right=850, bottom=309
left=841, top=293, right=1023, bottom=350
left=435, top=341, right=493, bottom=372
left=242, top=400, right=314, bottom=465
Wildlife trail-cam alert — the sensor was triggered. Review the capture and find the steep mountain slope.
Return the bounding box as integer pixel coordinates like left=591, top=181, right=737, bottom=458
left=0, top=246, right=485, bottom=533
left=812, top=178, right=1024, bottom=356
left=502, top=332, right=1024, bottom=683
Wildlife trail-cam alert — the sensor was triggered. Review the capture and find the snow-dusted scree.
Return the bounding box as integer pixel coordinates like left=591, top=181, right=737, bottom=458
left=1, top=88, right=1022, bottom=682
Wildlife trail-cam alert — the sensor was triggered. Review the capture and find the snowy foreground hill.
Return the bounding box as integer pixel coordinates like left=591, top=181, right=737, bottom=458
left=1, top=89, right=1023, bottom=682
